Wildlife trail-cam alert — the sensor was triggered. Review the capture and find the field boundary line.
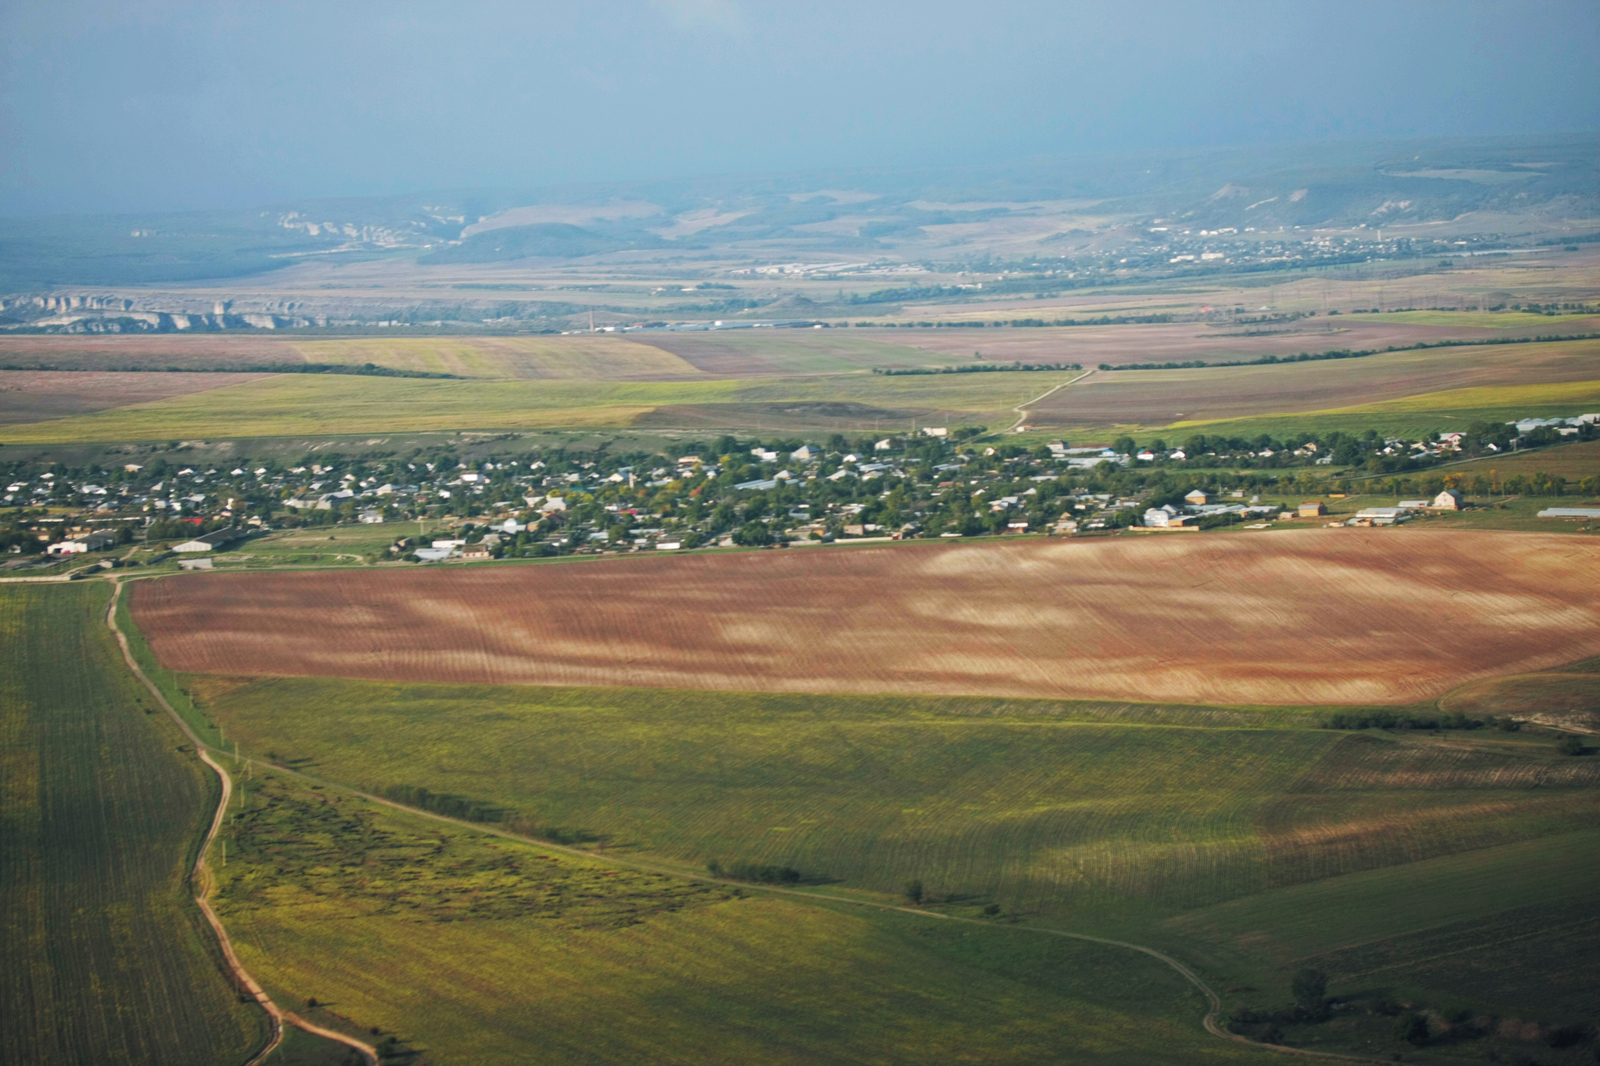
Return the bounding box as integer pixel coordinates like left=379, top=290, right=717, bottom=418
left=105, top=579, right=379, bottom=1066
left=1008, top=368, right=1094, bottom=431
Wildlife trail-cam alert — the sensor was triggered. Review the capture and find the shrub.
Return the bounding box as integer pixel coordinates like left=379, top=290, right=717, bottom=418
left=1556, top=735, right=1587, bottom=756
left=1394, top=1012, right=1429, bottom=1045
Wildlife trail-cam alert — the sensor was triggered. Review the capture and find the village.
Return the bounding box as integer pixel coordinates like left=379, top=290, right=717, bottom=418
left=4, top=412, right=1597, bottom=568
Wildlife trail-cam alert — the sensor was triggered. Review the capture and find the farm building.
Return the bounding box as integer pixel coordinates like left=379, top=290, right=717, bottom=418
left=461, top=546, right=492, bottom=561
left=1350, top=507, right=1408, bottom=527
left=46, top=531, right=117, bottom=555
left=358, top=511, right=385, bottom=524
left=1298, top=501, right=1326, bottom=517
left=1432, top=489, right=1465, bottom=511
left=1538, top=507, right=1600, bottom=519
left=1185, top=489, right=1211, bottom=506
left=1143, top=507, right=1196, bottom=528
left=172, top=528, right=244, bottom=553
left=1397, top=499, right=1431, bottom=509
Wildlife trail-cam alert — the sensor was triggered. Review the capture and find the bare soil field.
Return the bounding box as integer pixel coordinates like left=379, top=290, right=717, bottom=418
left=131, top=529, right=1600, bottom=706
left=0, top=369, right=269, bottom=423
left=0, top=334, right=299, bottom=370
left=0, top=333, right=704, bottom=381
left=291, top=335, right=705, bottom=380
left=1027, top=338, right=1600, bottom=430
left=884, top=317, right=1600, bottom=369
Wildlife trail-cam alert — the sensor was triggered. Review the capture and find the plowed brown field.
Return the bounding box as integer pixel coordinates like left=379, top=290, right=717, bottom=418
left=131, top=528, right=1600, bottom=701
left=132, top=530, right=1600, bottom=705
left=0, top=369, right=269, bottom=424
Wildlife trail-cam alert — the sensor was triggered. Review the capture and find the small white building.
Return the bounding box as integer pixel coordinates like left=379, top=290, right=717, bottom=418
left=46, top=531, right=117, bottom=555
left=1432, top=489, right=1465, bottom=511
left=173, top=528, right=243, bottom=553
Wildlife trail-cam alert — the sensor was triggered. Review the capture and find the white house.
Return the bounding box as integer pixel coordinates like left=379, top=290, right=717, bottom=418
left=1432, top=489, right=1465, bottom=511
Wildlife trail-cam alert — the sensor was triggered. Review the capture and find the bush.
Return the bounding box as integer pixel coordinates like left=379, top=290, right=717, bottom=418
left=904, top=878, right=925, bottom=904
left=707, top=858, right=804, bottom=884
left=1394, top=1012, right=1429, bottom=1045
left=1291, top=967, right=1328, bottom=1015
left=1556, top=735, right=1587, bottom=756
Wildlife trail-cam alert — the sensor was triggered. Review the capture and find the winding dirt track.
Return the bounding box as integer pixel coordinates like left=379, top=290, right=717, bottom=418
left=107, top=570, right=1396, bottom=1063
left=105, top=580, right=379, bottom=1066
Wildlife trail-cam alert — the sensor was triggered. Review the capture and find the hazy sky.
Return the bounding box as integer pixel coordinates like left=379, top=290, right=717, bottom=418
left=3, top=0, right=1596, bottom=216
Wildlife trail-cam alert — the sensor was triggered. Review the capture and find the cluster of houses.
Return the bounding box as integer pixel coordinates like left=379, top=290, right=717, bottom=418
left=7, top=408, right=1597, bottom=566
left=1135, top=488, right=1478, bottom=530
left=1140, top=488, right=1283, bottom=528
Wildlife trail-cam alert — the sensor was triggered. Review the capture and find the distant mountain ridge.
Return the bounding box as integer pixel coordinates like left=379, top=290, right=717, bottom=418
left=0, top=133, right=1593, bottom=290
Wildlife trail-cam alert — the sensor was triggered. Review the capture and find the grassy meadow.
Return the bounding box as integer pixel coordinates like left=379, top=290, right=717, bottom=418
left=184, top=673, right=1600, bottom=1037
left=0, top=366, right=1070, bottom=443
left=215, top=768, right=1269, bottom=1065
left=0, top=584, right=266, bottom=1065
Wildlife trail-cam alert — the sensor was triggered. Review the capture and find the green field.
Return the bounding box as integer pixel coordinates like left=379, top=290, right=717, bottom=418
left=0, top=584, right=266, bottom=1065
left=1363, top=310, right=1600, bottom=329
left=214, top=767, right=1270, bottom=1065
left=182, top=672, right=1600, bottom=1042
left=0, top=367, right=1066, bottom=443
left=1163, top=378, right=1600, bottom=438
left=1447, top=437, right=1600, bottom=481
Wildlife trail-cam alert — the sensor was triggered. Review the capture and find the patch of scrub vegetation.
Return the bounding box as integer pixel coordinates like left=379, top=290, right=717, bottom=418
left=215, top=771, right=731, bottom=927
left=215, top=769, right=1274, bottom=1065
left=0, top=584, right=266, bottom=1066
left=1441, top=670, right=1600, bottom=731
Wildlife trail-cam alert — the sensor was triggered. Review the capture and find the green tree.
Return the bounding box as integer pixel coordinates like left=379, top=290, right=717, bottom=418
left=1394, top=1012, right=1428, bottom=1045
left=1556, top=735, right=1586, bottom=756
left=904, top=879, right=924, bottom=904
left=732, top=522, right=772, bottom=547
left=1291, top=968, right=1327, bottom=1015
left=1112, top=436, right=1137, bottom=456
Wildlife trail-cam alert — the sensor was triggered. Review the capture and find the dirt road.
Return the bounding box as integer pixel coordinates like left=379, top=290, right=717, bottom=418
left=105, top=579, right=379, bottom=1066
